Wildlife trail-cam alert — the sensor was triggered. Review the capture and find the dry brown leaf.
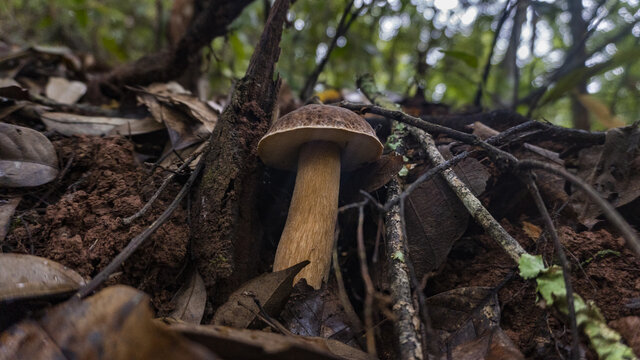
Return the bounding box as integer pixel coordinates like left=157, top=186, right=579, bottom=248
left=406, top=156, right=490, bottom=277
left=169, top=268, right=207, bottom=324
left=521, top=221, right=542, bottom=240
left=45, top=77, right=87, bottom=104
left=0, top=320, right=66, bottom=359
left=1, top=285, right=218, bottom=359
left=41, top=112, right=162, bottom=136
left=0, top=253, right=85, bottom=303
left=108, top=116, right=166, bottom=136
left=342, top=154, right=404, bottom=196
left=213, top=261, right=309, bottom=328
left=136, top=82, right=217, bottom=150
left=427, top=287, right=500, bottom=351
left=448, top=327, right=524, bottom=360
left=0, top=123, right=58, bottom=187
left=169, top=322, right=372, bottom=360
left=281, top=281, right=360, bottom=347
left=0, top=197, right=20, bottom=242
left=569, top=125, right=640, bottom=227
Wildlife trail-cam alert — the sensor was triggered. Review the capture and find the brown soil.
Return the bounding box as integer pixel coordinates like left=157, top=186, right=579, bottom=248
left=5, top=135, right=190, bottom=311
left=428, top=220, right=640, bottom=359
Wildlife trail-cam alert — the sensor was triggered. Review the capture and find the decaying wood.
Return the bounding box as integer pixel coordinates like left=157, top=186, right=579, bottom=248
left=190, top=0, right=289, bottom=302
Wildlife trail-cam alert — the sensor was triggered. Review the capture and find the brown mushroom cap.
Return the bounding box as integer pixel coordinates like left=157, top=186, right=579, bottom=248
left=257, top=104, right=383, bottom=171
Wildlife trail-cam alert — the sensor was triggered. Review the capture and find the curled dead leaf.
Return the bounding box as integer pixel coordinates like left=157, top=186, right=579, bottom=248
left=169, top=322, right=372, bottom=360
left=0, top=123, right=58, bottom=187
left=213, top=261, right=309, bottom=328
left=0, top=253, right=85, bottom=303
left=169, top=268, right=207, bottom=324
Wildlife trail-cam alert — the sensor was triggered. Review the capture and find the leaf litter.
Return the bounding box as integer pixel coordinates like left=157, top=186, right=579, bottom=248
left=1, top=40, right=640, bottom=360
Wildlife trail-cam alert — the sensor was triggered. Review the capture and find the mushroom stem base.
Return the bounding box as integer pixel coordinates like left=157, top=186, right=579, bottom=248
left=273, top=141, right=341, bottom=289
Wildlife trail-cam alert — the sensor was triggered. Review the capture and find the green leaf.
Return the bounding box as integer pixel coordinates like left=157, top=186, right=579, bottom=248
left=535, top=265, right=565, bottom=306
left=391, top=251, right=405, bottom=262
left=541, top=46, right=640, bottom=106
left=531, top=265, right=637, bottom=359
left=518, top=253, right=545, bottom=279
left=439, top=50, right=479, bottom=68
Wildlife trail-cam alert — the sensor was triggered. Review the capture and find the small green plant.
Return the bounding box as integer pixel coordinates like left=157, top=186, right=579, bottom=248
left=519, top=254, right=636, bottom=360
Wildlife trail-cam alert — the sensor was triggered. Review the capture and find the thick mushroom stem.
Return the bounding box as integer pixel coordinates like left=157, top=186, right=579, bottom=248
left=272, top=140, right=341, bottom=289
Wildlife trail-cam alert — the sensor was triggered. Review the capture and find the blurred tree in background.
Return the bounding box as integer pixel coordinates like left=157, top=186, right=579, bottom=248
left=1, top=0, right=639, bottom=129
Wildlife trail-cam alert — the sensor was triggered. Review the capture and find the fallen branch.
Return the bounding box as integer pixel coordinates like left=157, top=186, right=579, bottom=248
left=523, top=175, right=580, bottom=360
left=384, top=178, right=424, bottom=360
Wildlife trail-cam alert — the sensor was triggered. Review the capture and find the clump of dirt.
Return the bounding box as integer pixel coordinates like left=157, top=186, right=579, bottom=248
left=428, top=220, right=640, bottom=359
left=6, top=135, right=190, bottom=309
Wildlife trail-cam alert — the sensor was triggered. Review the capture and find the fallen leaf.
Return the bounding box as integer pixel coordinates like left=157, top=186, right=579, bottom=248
left=0, top=253, right=85, bottom=303
left=213, top=261, right=309, bottom=328
left=169, top=322, right=371, bottom=360
left=342, top=154, right=404, bottom=196
left=109, top=116, right=166, bottom=136
left=0, top=123, right=59, bottom=187
left=45, top=77, right=87, bottom=104
left=427, top=287, right=500, bottom=351
left=41, top=112, right=162, bottom=136
left=169, top=268, right=207, bottom=324
left=568, top=125, right=640, bottom=227
left=280, top=281, right=360, bottom=347
left=0, top=320, right=66, bottom=359
left=0, top=197, right=21, bottom=242
left=449, top=327, right=524, bottom=360
left=521, top=221, right=542, bottom=240
left=406, top=155, right=490, bottom=277
left=136, top=82, right=217, bottom=150
left=1, top=285, right=217, bottom=359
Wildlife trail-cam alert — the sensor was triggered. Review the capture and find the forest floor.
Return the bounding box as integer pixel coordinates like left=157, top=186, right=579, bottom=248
left=1, top=15, right=640, bottom=360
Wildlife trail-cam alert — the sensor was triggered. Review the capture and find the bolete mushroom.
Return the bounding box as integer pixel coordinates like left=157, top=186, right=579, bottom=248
left=258, top=104, right=383, bottom=289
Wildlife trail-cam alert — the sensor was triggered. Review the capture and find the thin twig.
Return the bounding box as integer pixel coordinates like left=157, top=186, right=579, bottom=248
left=122, top=151, right=201, bottom=225
left=339, top=101, right=638, bottom=259
left=332, top=228, right=366, bottom=347
left=356, top=205, right=377, bottom=356
left=517, top=159, right=640, bottom=258
left=77, top=158, right=204, bottom=298
left=523, top=175, right=580, bottom=360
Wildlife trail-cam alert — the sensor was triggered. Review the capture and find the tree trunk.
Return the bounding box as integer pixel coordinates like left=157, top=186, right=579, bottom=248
left=568, top=0, right=590, bottom=130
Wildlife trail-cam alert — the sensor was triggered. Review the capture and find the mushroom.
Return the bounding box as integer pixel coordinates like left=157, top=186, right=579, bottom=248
left=258, top=104, right=383, bottom=289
